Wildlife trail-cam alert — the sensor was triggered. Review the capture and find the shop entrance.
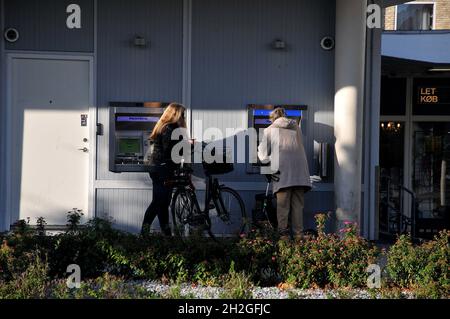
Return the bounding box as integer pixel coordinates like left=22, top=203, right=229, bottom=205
left=379, top=76, right=450, bottom=240
left=412, top=122, right=450, bottom=238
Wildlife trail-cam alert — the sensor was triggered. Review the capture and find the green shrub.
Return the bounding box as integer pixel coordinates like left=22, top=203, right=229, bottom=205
left=278, top=214, right=379, bottom=289
left=0, top=240, right=13, bottom=281
left=0, top=213, right=448, bottom=299
left=162, top=253, right=189, bottom=284
left=36, top=217, right=47, bottom=237
left=66, top=209, right=84, bottom=234
left=220, top=261, right=253, bottom=299
left=0, top=252, right=49, bottom=299
left=49, top=217, right=126, bottom=278
left=231, top=228, right=278, bottom=286
left=192, top=261, right=221, bottom=286
left=386, top=231, right=449, bottom=297
left=417, top=231, right=449, bottom=292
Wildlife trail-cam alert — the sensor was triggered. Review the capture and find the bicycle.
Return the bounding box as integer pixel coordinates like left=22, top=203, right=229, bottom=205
left=252, top=168, right=280, bottom=230
left=168, top=159, right=248, bottom=240
left=252, top=165, right=320, bottom=238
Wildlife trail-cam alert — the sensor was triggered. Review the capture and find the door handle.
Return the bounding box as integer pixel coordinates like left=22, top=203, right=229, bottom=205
left=78, top=147, right=89, bottom=153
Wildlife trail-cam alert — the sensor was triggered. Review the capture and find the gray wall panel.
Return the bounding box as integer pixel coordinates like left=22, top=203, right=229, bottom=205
left=4, top=0, right=94, bottom=52
left=97, top=188, right=334, bottom=234
left=97, top=189, right=152, bottom=233
left=96, top=0, right=183, bottom=181
left=190, top=0, right=336, bottom=182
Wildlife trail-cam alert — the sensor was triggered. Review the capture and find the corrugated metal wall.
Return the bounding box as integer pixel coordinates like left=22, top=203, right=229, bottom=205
left=2, top=0, right=336, bottom=232
left=4, top=0, right=94, bottom=52
left=96, top=188, right=335, bottom=233
left=96, top=0, right=184, bottom=181
left=191, top=0, right=335, bottom=183
left=96, top=0, right=336, bottom=232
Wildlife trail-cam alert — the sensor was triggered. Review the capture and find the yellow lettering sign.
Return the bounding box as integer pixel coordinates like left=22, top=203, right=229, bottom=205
left=419, top=87, right=439, bottom=104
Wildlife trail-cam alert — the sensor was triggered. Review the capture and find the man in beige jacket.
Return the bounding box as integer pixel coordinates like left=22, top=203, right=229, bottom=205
left=257, top=108, right=312, bottom=239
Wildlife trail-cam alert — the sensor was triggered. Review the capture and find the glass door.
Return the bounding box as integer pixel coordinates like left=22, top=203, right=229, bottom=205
left=379, top=121, right=405, bottom=236
left=412, top=122, right=450, bottom=238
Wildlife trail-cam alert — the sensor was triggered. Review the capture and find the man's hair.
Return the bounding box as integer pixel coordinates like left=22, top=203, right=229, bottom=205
left=269, top=108, right=286, bottom=122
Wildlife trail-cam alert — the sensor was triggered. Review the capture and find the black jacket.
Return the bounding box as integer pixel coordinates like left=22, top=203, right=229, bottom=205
left=148, top=123, right=182, bottom=172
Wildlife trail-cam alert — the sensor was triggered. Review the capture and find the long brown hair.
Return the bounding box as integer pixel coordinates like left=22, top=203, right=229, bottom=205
left=150, top=103, right=187, bottom=140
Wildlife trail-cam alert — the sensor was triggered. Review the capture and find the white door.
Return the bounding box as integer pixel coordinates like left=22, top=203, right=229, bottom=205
left=8, top=56, right=92, bottom=226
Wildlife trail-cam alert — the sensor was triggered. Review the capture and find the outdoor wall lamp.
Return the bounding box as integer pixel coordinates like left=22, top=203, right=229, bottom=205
left=271, top=39, right=286, bottom=50
left=133, top=35, right=148, bottom=48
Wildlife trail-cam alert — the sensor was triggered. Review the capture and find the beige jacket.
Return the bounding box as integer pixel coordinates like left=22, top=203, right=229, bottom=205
left=257, top=117, right=312, bottom=194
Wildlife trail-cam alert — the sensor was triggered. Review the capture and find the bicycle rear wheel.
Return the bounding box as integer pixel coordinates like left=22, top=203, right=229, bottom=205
left=171, top=188, right=213, bottom=238
left=210, top=187, right=248, bottom=238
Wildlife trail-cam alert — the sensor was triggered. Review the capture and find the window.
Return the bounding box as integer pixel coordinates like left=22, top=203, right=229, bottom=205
left=381, top=77, right=407, bottom=116
left=413, top=78, right=450, bottom=115
left=396, top=3, right=434, bottom=31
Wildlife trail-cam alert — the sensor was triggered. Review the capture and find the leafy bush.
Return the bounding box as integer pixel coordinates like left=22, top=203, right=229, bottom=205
left=192, top=261, right=222, bottom=286
left=386, top=231, right=449, bottom=297
left=0, top=212, right=448, bottom=299
left=0, top=252, right=49, bottom=299
left=231, top=228, right=279, bottom=286
left=278, top=214, right=379, bottom=289
left=220, top=261, right=253, bottom=299
left=66, top=209, right=84, bottom=234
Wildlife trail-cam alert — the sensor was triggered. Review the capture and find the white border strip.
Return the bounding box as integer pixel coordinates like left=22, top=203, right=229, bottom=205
left=182, top=0, right=193, bottom=136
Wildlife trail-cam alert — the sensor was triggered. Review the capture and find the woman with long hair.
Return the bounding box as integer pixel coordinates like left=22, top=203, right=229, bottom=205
left=141, top=103, right=187, bottom=236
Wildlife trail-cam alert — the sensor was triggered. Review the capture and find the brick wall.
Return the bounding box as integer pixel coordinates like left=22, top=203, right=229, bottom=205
left=384, top=6, right=396, bottom=30
left=384, top=0, right=450, bottom=30
left=435, top=0, right=450, bottom=29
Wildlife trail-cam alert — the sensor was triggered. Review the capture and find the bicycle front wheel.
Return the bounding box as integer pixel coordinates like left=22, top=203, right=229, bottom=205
left=171, top=188, right=212, bottom=238
left=210, top=187, right=248, bottom=238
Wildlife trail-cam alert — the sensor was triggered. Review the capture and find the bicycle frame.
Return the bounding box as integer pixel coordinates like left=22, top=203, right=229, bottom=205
left=173, top=172, right=224, bottom=220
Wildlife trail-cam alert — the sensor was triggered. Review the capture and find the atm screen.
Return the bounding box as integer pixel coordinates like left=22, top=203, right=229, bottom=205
left=247, top=104, right=307, bottom=173
left=115, top=113, right=161, bottom=131
left=253, top=109, right=303, bottom=130
left=118, top=138, right=142, bottom=155
left=110, top=105, right=165, bottom=172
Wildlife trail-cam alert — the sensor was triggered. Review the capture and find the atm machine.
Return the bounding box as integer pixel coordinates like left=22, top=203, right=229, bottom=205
left=109, top=102, right=167, bottom=172
left=247, top=104, right=308, bottom=174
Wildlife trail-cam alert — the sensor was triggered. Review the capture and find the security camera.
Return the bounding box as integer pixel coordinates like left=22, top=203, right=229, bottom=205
left=4, top=28, right=19, bottom=43
left=320, top=36, right=335, bottom=51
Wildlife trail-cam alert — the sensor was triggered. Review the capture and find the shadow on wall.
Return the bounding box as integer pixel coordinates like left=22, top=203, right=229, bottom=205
left=99, top=122, right=336, bottom=235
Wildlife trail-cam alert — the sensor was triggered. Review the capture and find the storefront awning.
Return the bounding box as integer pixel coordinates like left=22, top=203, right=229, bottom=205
left=382, top=31, right=450, bottom=65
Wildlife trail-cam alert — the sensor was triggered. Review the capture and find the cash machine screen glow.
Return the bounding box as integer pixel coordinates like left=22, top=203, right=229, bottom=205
left=115, top=114, right=161, bottom=131
left=118, top=138, right=141, bottom=155
left=253, top=110, right=302, bottom=127
left=253, top=110, right=302, bottom=117
left=116, top=116, right=160, bottom=122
